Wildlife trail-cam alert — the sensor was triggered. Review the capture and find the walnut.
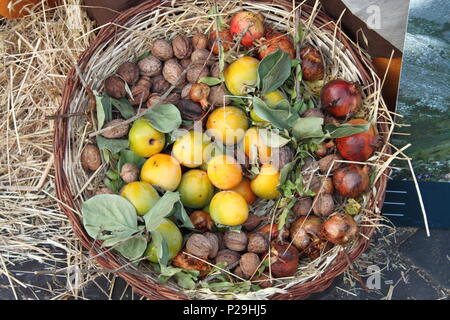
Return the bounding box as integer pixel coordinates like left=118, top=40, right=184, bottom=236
left=81, top=144, right=101, bottom=172
left=151, top=75, right=170, bottom=93
left=166, top=92, right=181, bottom=105
left=180, top=58, right=191, bottom=69
left=151, top=39, right=173, bottom=61
left=117, top=61, right=139, bottom=85
left=233, top=266, right=248, bottom=279
left=271, top=146, right=294, bottom=171
left=162, top=58, right=185, bottom=85
left=302, top=108, right=324, bottom=118
left=252, top=273, right=273, bottom=288
left=242, top=214, right=263, bottom=231
left=146, top=94, right=161, bottom=108
left=312, top=194, right=335, bottom=217
left=176, top=99, right=203, bottom=121
left=100, top=119, right=129, bottom=139
left=209, top=62, right=225, bottom=79
left=120, top=163, right=139, bottom=183
left=319, top=154, right=343, bottom=174
left=181, top=83, right=193, bottom=99
left=204, top=232, right=219, bottom=259
left=215, top=249, right=240, bottom=267
left=128, top=85, right=150, bottom=106
left=172, top=251, right=211, bottom=278
left=186, top=234, right=212, bottom=258
left=136, top=76, right=152, bottom=89
left=207, top=84, right=230, bottom=106
left=189, top=210, right=214, bottom=232
left=187, top=64, right=209, bottom=83
left=223, top=230, right=247, bottom=251
left=240, top=253, right=260, bottom=278
left=247, top=233, right=269, bottom=253
left=310, top=176, right=334, bottom=195
left=191, top=48, right=215, bottom=66
left=138, top=56, right=162, bottom=77
left=104, top=76, right=126, bottom=99
left=172, top=35, right=192, bottom=59
left=192, top=33, right=208, bottom=50
left=293, top=197, right=312, bottom=216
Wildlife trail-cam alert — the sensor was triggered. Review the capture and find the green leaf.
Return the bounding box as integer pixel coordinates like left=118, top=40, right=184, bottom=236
left=144, top=104, right=182, bottom=133
left=135, top=51, right=150, bottom=63
left=258, top=129, right=290, bottom=148
left=96, top=135, right=129, bottom=155
left=277, top=199, right=295, bottom=231
left=278, top=160, right=297, bottom=187
left=252, top=97, right=298, bottom=130
left=174, top=272, right=197, bottom=289
left=103, top=177, right=122, bottom=194
left=151, top=230, right=170, bottom=266
left=114, top=235, right=147, bottom=261
left=82, top=194, right=139, bottom=243
left=144, top=191, right=180, bottom=231
left=117, top=149, right=146, bottom=172
left=95, top=94, right=107, bottom=129
left=172, top=202, right=195, bottom=229
left=324, top=122, right=370, bottom=139
left=292, top=117, right=324, bottom=140
left=295, top=22, right=304, bottom=44
left=258, top=49, right=292, bottom=94
left=111, top=97, right=135, bottom=119
left=198, top=77, right=222, bottom=86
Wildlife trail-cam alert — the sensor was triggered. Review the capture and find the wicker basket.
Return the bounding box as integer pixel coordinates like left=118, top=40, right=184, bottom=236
left=54, top=0, right=392, bottom=300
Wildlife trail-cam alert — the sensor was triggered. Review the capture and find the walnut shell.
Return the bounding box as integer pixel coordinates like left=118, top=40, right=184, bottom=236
left=138, top=56, right=162, bottom=77
left=151, top=39, right=173, bottom=61
left=162, top=58, right=185, bottom=85
left=166, top=92, right=181, bottom=105
left=81, top=144, right=101, bottom=172
left=180, top=58, right=191, bottom=69
left=104, top=76, right=126, bottom=99
left=223, top=231, right=247, bottom=252
left=247, top=233, right=269, bottom=253
left=191, top=48, right=215, bottom=66
left=172, top=251, right=211, bottom=278
left=136, top=76, right=152, bottom=89
left=187, top=64, right=209, bottom=84
left=100, top=119, right=129, bottom=139
left=117, top=61, right=139, bottom=85
left=312, top=194, right=335, bottom=217
left=252, top=273, right=273, bottom=288
left=181, top=83, right=193, bottom=99
left=204, top=232, right=219, bottom=259
left=176, top=99, right=203, bottom=121
left=172, top=35, right=192, bottom=60
left=234, top=266, right=248, bottom=279
left=207, top=84, right=230, bottom=106
left=128, top=85, right=150, bottom=106
left=192, top=33, right=208, bottom=50
left=189, top=210, right=214, bottom=232
left=319, top=154, right=343, bottom=174
left=209, top=62, right=225, bottom=79
left=293, top=197, right=312, bottom=216
left=120, top=163, right=139, bottom=183
left=146, top=94, right=162, bottom=108
left=242, top=214, right=263, bottom=231
left=240, top=253, right=260, bottom=278
left=151, top=75, right=170, bottom=93
left=271, top=146, right=294, bottom=171
left=215, top=249, right=240, bottom=267
left=310, top=176, right=334, bottom=195
left=186, top=234, right=212, bottom=258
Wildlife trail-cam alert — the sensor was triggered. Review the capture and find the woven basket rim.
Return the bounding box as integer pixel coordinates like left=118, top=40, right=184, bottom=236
left=53, top=0, right=391, bottom=300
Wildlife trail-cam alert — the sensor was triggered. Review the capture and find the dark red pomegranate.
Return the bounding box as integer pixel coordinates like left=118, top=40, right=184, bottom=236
left=300, top=46, right=324, bottom=81
left=333, top=164, right=370, bottom=198
left=269, top=242, right=299, bottom=278
left=320, top=79, right=362, bottom=118
left=321, top=213, right=358, bottom=245
left=336, top=119, right=381, bottom=162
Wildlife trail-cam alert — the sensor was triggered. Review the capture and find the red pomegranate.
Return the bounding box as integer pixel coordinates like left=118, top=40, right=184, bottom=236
left=320, top=79, right=362, bottom=118
left=209, top=28, right=234, bottom=55
left=333, top=164, right=370, bottom=198
left=300, top=46, right=324, bottom=81
left=230, top=11, right=264, bottom=47
left=258, top=33, right=295, bottom=60
left=336, top=119, right=381, bottom=162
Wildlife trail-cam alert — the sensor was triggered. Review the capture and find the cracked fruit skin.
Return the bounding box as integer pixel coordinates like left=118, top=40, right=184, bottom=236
left=206, top=106, right=249, bottom=145
left=251, top=164, right=281, bottom=199
left=141, top=153, right=182, bottom=191
left=230, top=11, right=264, bottom=47
left=172, top=131, right=211, bottom=168
left=207, top=155, right=243, bottom=190
left=224, top=56, right=259, bottom=96
left=129, top=119, right=165, bottom=158
left=145, top=218, right=183, bottom=263
left=178, top=169, right=214, bottom=208
left=243, top=127, right=272, bottom=164
left=231, top=178, right=256, bottom=205
left=120, top=181, right=160, bottom=216
left=210, top=191, right=249, bottom=226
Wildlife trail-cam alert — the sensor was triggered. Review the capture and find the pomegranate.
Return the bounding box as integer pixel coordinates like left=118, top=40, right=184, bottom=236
left=321, top=213, right=358, bottom=245
left=230, top=11, right=264, bottom=47
left=320, top=79, right=362, bottom=118
left=209, top=28, right=234, bottom=55
left=333, top=164, right=370, bottom=198
left=268, top=241, right=299, bottom=277
left=258, top=33, right=295, bottom=60
left=189, top=83, right=210, bottom=109
left=300, top=46, right=324, bottom=81
left=336, top=119, right=381, bottom=162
